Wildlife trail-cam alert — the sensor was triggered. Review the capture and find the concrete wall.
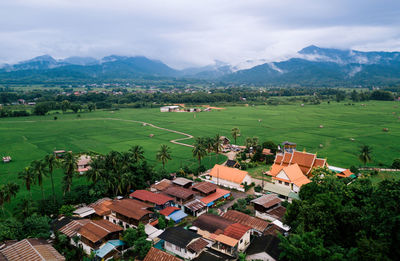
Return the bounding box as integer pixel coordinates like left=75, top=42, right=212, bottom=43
left=164, top=241, right=196, bottom=260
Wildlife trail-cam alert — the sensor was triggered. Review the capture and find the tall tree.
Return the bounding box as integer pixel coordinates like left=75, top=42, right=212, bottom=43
left=129, top=145, right=145, bottom=162
left=62, top=152, right=76, bottom=195
left=31, top=160, right=48, bottom=200
left=192, top=137, right=207, bottom=166
left=86, top=157, right=104, bottom=184
left=213, top=134, right=223, bottom=155
left=44, top=154, right=59, bottom=203
left=156, top=145, right=172, bottom=169
left=231, top=127, right=240, bottom=144
left=359, top=145, right=372, bottom=166
left=18, top=166, right=35, bottom=199
left=0, top=182, right=19, bottom=213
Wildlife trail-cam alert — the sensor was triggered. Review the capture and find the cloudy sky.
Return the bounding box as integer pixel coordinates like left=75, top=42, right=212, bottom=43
left=1, top=0, right=399, bottom=68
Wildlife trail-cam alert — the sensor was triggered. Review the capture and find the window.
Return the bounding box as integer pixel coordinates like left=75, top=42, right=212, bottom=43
left=285, top=182, right=289, bottom=186
left=278, top=180, right=282, bottom=184
left=106, top=216, right=109, bottom=220
left=175, top=245, right=181, bottom=252
left=240, top=239, right=243, bottom=243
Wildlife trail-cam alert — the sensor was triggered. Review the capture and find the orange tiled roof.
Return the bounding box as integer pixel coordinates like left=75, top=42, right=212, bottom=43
left=281, top=153, right=292, bottom=166
left=209, top=164, right=249, bottom=185
left=337, top=169, right=353, bottom=178
left=313, top=158, right=326, bottom=168
left=214, top=234, right=238, bottom=247
left=200, top=188, right=230, bottom=204
left=268, top=164, right=285, bottom=177
left=274, top=154, right=283, bottom=164
left=275, top=163, right=311, bottom=187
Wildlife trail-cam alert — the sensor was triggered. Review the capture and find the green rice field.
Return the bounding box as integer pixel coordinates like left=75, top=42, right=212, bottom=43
left=1, top=100, right=400, bottom=215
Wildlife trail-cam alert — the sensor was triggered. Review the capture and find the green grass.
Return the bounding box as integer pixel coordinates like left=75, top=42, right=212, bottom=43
left=367, top=171, right=400, bottom=185
left=1, top=100, right=400, bottom=215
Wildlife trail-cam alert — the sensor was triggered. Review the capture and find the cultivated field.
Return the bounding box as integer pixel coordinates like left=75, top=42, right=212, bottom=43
left=1, top=101, right=399, bottom=214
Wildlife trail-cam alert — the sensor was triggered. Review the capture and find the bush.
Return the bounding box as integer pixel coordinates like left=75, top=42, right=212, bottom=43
left=254, top=185, right=262, bottom=192
left=391, top=159, right=400, bottom=169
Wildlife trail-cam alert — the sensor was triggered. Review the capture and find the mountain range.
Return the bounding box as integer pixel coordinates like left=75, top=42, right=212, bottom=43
left=1, top=45, right=400, bottom=86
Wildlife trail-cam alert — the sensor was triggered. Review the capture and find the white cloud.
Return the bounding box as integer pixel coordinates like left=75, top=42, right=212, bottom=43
left=0, top=0, right=399, bottom=68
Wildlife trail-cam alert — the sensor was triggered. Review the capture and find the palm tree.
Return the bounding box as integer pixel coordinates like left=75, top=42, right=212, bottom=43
left=62, top=152, right=76, bottom=195
left=31, top=160, right=48, bottom=200
left=15, top=198, right=36, bottom=219
left=0, top=182, right=19, bottom=213
left=192, top=137, right=207, bottom=166
left=129, top=145, right=145, bottom=162
left=156, top=145, right=172, bottom=169
left=44, top=154, right=59, bottom=203
left=359, top=145, right=372, bottom=166
left=86, top=158, right=104, bottom=184
left=18, top=166, right=35, bottom=199
left=213, top=134, right=223, bottom=156
left=231, top=128, right=240, bottom=145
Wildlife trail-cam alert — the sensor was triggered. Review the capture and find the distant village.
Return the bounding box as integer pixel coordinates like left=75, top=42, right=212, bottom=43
left=0, top=137, right=354, bottom=261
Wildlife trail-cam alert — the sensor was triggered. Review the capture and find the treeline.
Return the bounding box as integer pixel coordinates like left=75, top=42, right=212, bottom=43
left=0, top=87, right=398, bottom=118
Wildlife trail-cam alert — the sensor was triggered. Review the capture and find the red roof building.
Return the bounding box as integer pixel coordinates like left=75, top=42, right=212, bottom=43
left=130, top=190, right=174, bottom=210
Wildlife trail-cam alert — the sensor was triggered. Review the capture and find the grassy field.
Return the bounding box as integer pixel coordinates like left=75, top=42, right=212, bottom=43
left=1, top=100, right=399, bottom=215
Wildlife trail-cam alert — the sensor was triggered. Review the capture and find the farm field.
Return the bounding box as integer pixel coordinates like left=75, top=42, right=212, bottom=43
left=1, top=100, right=400, bottom=214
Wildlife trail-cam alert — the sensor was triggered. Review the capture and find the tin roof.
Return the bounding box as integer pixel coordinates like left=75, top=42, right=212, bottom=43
left=222, top=210, right=269, bottom=233
left=130, top=190, right=173, bottom=205
left=0, top=239, right=65, bottom=261
left=144, top=247, right=181, bottom=261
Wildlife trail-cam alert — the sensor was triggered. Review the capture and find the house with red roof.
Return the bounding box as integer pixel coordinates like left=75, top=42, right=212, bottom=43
left=129, top=190, right=174, bottom=210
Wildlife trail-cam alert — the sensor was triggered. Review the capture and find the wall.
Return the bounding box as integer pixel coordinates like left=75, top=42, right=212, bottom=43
left=164, top=241, right=196, bottom=260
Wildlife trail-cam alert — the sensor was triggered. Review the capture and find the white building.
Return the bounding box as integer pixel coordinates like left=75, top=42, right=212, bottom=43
left=208, top=164, right=251, bottom=192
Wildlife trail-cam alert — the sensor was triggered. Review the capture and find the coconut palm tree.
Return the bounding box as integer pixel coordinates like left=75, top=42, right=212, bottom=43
left=31, top=160, right=48, bottom=200
left=129, top=145, right=145, bottom=162
left=213, top=134, right=223, bottom=155
left=231, top=128, right=240, bottom=145
left=44, top=154, right=59, bottom=203
left=192, top=137, right=207, bottom=166
left=18, top=166, right=35, bottom=199
left=0, top=182, right=19, bottom=213
left=359, top=145, right=372, bottom=166
left=62, top=152, right=76, bottom=195
left=86, top=157, right=104, bottom=184
left=15, top=198, right=36, bottom=219
left=156, top=145, right=172, bottom=169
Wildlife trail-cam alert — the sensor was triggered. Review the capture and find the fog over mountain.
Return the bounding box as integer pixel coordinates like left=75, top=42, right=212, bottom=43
left=1, top=1, right=400, bottom=69
left=1, top=45, right=400, bottom=86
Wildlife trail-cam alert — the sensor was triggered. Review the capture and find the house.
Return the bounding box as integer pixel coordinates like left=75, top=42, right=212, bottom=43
left=222, top=210, right=269, bottom=236
left=225, top=160, right=240, bottom=168
left=172, top=177, right=193, bottom=188
left=262, top=149, right=274, bottom=156
left=271, top=150, right=327, bottom=178
left=184, top=199, right=207, bottom=217
left=129, top=190, right=174, bottom=210
left=328, top=166, right=355, bottom=178
left=107, top=199, right=153, bottom=229
left=144, top=247, right=181, bottom=261
left=77, top=219, right=123, bottom=255
left=77, top=155, right=91, bottom=174
left=53, top=150, right=66, bottom=159
left=0, top=238, right=65, bottom=261
left=150, top=179, right=172, bottom=192
left=199, top=188, right=231, bottom=207
left=158, top=227, right=209, bottom=260
left=208, top=164, right=252, bottom=192
left=159, top=206, right=188, bottom=223
left=220, top=136, right=230, bottom=145
left=94, top=240, right=125, bottom=260
left=89, top=197, right=113, bottom=217
left=192, top=214, right=251, bottom=256
left=245, top=235, right=281, bottom=261
left=281, top=141, right=296, bottom=153
left=192, top=181, right=217, bottom=196
left=163, top=186, right=196, bottom=207
left=160, top=105, right=180, bottom=112
left=58, top=218, right=91, bottom=246
left=73, top=206, right=95, bottom=218
left=268, top=163, right=311, bottom=193
left=251, top=194, right=286, bottom=221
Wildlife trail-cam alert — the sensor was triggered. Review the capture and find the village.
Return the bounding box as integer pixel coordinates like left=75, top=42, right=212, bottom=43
left=0, top=137, right=355, bottom=261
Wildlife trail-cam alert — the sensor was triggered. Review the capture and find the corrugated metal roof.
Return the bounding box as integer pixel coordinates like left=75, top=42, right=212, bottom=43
left=144, top=247, right=181, bottom=261
left=169, top=210, right=188, bottom=222
left=130, top=190, right=173, bottom=205
left=0, top=239, right=65, bottom=261
left=184, top=199, right=206, bottom=212
left=222, top=210, right=269, bottom=233
left=251, top=194, right=281, bottom=209
left=58, top=219, right=90, bottom=238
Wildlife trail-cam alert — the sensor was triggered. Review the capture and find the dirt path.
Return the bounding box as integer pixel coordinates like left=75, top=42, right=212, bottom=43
left=0, top=117, right=195, bottom=148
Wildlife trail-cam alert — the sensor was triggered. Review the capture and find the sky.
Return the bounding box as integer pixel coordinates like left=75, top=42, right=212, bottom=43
left=0, top=0, right=400, bottom=69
